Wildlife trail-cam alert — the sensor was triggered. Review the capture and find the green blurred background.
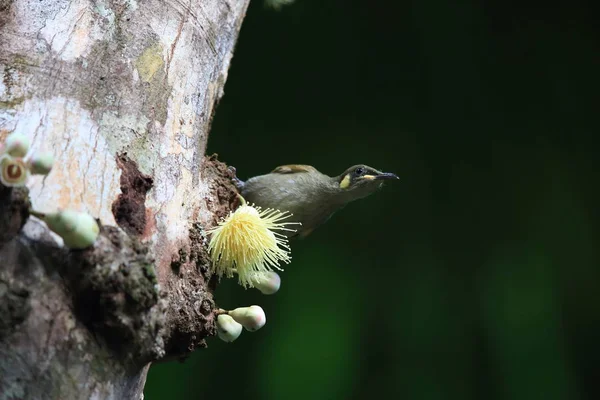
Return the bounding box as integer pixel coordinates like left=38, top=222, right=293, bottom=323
left=146, top=0, right=599, bottom=398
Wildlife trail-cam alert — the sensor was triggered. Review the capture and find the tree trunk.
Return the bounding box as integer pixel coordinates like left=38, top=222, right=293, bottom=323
left=0, top=0, right=249, bottom=398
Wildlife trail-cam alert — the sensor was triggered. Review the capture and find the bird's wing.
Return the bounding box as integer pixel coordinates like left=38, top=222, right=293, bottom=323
left=271, top=165, right=318, bottom=174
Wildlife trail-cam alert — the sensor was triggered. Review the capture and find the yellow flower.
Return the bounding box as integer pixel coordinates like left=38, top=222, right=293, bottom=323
left=207, top=196, right=299, bottom=288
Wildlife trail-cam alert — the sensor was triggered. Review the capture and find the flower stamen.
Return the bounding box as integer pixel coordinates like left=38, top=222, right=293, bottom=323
left=207, top=196, right=300, bottom=288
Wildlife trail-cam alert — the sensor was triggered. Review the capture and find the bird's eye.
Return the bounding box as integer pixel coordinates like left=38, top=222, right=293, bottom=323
left=354, top=167, right=365, bottom=176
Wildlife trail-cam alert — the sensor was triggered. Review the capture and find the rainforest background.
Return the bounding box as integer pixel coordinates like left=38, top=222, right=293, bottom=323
left=146, top=0, right=599, bottom=398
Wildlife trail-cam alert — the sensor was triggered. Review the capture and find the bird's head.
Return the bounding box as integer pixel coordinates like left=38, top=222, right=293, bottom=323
left=336, top=164, right=399, bottom=201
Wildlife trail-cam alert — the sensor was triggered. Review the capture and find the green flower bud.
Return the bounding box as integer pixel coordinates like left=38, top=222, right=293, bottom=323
left=252, top=271, right=281, bottom=295
left=216, top=314, right=243, bottom=343
left=28, top=152, right=54, bottom=175
left=0, top=154, right=29, bottom=187
left=41, top=210, right=100, bottom=249
left=5, top=132, right=31, bottom=158
left=228, top=305, right=266, bottom=332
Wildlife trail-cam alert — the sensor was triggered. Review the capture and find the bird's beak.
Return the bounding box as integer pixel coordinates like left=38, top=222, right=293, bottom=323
left=374, top=172, right=399, bottom=180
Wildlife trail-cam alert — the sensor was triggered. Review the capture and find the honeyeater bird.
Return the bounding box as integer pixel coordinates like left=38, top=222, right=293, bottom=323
left=235, top=164, right=399, bottom=238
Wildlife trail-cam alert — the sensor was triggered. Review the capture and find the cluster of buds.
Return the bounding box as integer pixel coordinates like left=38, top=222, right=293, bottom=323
left=208, top=197, right=290, bottom=344
left=0, top=131, right=99, bottom=250
left=216, top=305, right=267, bottom=343
left=208, top=196, right=293, bottom=343
left=0, top=131, right=54, bottom=187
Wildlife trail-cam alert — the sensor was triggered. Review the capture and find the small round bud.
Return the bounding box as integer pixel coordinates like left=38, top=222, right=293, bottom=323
left=28, top=152, right=54, bottom=175
left=5, top=132, right=31, bottom=158
left=41, top=210, right=100, bottom=249
left=216, top=314, right=243, bottom=343
left=252, top=271, right=281, bottom=295
left=0, top=154, right=29, bottom=187
left=228, top=305, right=266, bottom=332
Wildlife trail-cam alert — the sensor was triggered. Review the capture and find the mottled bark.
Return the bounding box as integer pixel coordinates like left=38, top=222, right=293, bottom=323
left=0, top=1, right=248, bottom=398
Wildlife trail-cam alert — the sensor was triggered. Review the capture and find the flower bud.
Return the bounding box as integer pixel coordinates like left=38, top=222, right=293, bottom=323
left=41, top=210, right=100, bottom=249
left=252, top=271, right=281, bottom=295
left=216, top=314, right=243, bottom=343
left=0, top=154, right=29, bottom=187
left=228, top=305, right=266, bottom=332
left=5, top=132, right=30, bottom=158
left=28, top=152, right=54, bottom=175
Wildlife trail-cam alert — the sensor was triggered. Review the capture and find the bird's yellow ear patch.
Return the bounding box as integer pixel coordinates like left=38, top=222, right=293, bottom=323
left=340, top=174, right=351, bottom=189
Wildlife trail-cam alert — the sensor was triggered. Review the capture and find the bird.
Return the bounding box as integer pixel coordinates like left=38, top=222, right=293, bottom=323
left=233, top=164, right=399, bottom=238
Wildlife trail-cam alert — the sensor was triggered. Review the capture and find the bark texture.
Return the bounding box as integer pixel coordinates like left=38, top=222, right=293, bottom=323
left=0, top=0, right=249, bottom=398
